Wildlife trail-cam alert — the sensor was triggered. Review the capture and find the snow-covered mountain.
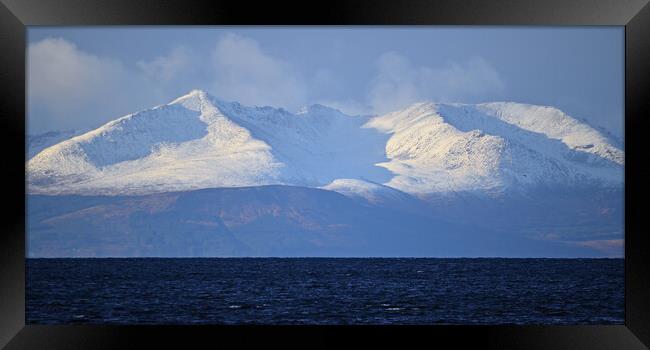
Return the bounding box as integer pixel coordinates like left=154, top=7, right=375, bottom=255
left=366, top=102, right=623, bottom=195
left=27, top=129, right=83, bottom=159
left=26, top=89, right=625, bottom=257
left=27, top=90, right=624, bottom=197
left=321, top=178, right=414, bottom=204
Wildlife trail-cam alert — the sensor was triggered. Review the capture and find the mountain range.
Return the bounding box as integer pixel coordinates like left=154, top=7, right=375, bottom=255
left=26, top=90, right=624, bottom=257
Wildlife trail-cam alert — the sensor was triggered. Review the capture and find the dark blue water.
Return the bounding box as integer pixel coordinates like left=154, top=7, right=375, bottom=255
left=26, top=258, right=624, bottom=325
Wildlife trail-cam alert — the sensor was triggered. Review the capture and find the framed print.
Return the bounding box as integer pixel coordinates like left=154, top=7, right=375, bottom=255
left=1, top=0, right=649, bottom=348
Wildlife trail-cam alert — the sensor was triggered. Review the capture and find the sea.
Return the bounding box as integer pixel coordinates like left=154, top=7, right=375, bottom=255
left=26, top=258, right=624, bottom=325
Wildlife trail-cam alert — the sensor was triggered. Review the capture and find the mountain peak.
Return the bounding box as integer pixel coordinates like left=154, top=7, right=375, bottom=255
left=170, top=89, right=210, bottom=105
left=186, top=89, right=209, bottom=98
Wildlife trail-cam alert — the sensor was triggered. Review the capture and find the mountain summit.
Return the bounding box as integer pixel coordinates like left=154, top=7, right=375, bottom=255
left=27, top=90, right=623, bottom=196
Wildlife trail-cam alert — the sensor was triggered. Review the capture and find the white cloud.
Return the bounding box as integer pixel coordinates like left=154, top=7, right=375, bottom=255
left=210, top=33, right=307, bottom=110
left=571, top=239, right=624, bottom=257
left=28, top=36, right=506, bottom=134
left=137, top=46, right=191, bottom=82
left=28, top=35, right=311, bottom=134
left=314, top=99, right=372, bottom=116
left=311, top=68, right=342, bottom=93
left=368, top=52, right=505, bottom=114
left=29, top=38, right=124, bottom=113
left=28, top=38, right=158, bottom=134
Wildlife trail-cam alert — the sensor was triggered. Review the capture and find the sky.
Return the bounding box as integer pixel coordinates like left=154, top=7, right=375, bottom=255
left=27, top=27, right=624, bottom=140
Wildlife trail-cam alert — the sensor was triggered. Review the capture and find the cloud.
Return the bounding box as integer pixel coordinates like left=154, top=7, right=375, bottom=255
left=137, top=46, right=192, bottom=82
left=28, top=35, right=506, bottom=134
left=314, top=99, right=372, bottom=116
left=532, top=232, right=623, bottom=257
left=27, top=35, right=310, bottom=134
left=28, top=38, right=158, bottom=134
left=560, top=239, right=625, bottom=258
left=135, top=46, right=211, bottom=103
left=368, top=52, right=505, bottom=114
left=210, top=33, right=307, bottom=110
left=569, top=239, right=624, bottom=257
left=28, top=38, right=125, bottom=114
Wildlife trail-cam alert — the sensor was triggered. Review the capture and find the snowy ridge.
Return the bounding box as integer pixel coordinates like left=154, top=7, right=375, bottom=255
left=27, top=130, right=83, bottom=159
left=477, top=102, right=624, bottom=165
left=27, top=90, right=624, bottom=196
left=28, top=90, right=283, bottom=194
left=321, top=178, right=415, bottom=204
left=364, top=102, right=623, bottom=194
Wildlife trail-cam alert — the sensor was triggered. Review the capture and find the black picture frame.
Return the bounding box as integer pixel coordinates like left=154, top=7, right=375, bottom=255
left=1, top=0, right=649, bottom=348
